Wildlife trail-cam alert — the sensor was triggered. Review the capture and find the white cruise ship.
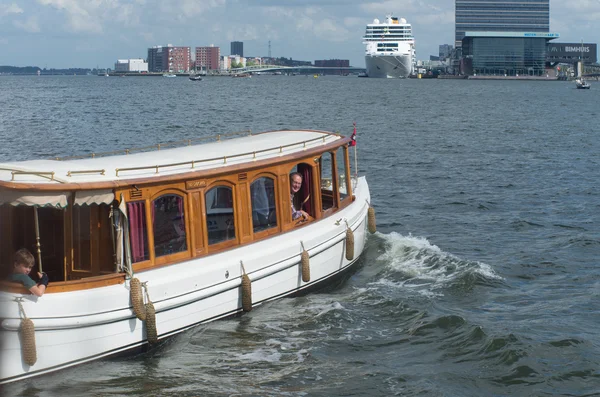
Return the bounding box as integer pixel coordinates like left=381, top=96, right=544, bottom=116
left=363, top=15, right=415, bottom=78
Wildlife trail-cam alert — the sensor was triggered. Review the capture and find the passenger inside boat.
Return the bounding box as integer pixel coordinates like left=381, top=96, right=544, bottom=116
left=290, top=172, right=309, bottom=222
left=6, top=248, right=48, bottom=296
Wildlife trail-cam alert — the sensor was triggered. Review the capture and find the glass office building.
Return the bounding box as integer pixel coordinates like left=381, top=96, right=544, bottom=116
left=455, top=0, right=550, bottom=48
left=462, top=32, right=559, bottom=76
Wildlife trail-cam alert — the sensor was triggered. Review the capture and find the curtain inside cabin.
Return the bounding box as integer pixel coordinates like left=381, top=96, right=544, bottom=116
left=127, top=201, right=149, bottom=263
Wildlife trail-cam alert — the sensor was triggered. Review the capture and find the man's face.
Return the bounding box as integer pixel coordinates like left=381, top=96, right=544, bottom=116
left=291, top=176, right=302, bottom=194
left=14, top=262, right=33, bottom=275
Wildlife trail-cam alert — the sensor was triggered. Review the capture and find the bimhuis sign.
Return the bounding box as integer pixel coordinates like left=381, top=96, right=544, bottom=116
left=547, top=43, right=597, bottom=63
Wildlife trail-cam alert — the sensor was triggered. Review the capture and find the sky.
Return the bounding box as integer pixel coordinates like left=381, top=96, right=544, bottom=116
left=1, top=0, right=599, bottom=69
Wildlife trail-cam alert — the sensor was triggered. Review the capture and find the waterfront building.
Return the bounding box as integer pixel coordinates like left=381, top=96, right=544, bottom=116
left=314, top=59, right=350, bottom=75
left=439, top=44, right=453, bottom=60
left=461, top=32, right=559, bottom=76
left=196, top=46, right=221, bottom=71
left=455, top=0, right=550, bottom=49
left=221, top=55, right=246, bottom=71
left=164, top=45, right=191, bottom=73
left=231, top=41, right=243, bottom=57
left=547, top=43, right=597, bottom=65
left=147, top=45, right=190, bottom=73
left=114, top=59, right=148, bottom=73
left=147, top=46, right=163, bottom=72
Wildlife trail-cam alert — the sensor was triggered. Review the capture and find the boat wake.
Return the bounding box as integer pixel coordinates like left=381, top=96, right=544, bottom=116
left=366, top=232, right=503, bottom=298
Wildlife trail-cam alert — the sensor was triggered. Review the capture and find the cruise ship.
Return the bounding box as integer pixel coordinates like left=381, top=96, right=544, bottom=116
left=363, top=15, right=415, bottom=78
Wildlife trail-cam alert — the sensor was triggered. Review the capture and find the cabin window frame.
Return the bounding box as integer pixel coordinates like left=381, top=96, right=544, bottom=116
left=70, top=202, right=115, bottom=279
left=335, top=145, right=353, bottom=210
left=149, top=188, right=191, bottom=267
left=204, top=180, right=239, bottom=252
left=127, top=199, right=152, bottom=270
left=287, top=161, right=317, bottom=227
left=319, top=151, right=339, bottom=217
left=249, top=172, right=280, bottom=240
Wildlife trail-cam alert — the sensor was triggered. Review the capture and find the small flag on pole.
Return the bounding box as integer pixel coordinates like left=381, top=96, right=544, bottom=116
left=349, top=122, right=357, bottom=147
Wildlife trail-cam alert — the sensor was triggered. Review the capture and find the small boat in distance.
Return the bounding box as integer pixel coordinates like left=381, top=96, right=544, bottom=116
left=575, top=41, right=591, bottom=89
left=0, top=128, right=374, bottom=384
left=232, top=73, right=251, bottom=78
left=189, top=75, right=203, bottom=81
left=163, top=73, right=176, bottom=78
left=575, top=78, right=591, bottom=89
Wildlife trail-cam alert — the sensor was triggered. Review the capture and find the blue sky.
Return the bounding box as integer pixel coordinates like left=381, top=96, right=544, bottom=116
left=1, top=0, right=598, bottom=69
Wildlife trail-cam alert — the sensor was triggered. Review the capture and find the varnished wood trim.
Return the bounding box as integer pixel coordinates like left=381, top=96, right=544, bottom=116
left=0, top=272, right=126, bottom=294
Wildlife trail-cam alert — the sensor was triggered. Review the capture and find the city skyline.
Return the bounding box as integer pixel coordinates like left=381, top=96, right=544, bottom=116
left=1, top=1, right=598, bottom=69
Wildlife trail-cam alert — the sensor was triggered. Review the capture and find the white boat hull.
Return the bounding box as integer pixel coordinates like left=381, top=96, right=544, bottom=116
left=0, top=177, right=371, bottom=384
left=365, top=54, right=412, bottom=78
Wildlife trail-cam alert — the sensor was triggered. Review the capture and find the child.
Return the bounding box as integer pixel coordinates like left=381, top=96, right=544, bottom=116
left=8, top=248, right=48, bottom=297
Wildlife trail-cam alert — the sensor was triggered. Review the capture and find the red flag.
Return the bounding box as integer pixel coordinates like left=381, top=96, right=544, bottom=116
left=349, top=122, right=357, bottom=147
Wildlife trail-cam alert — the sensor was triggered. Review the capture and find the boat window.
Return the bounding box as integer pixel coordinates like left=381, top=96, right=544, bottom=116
left=290, top=163, right=314, bottom=219
left=127, top=201, right=150, bottom=263
left=152, top=194, right=187, bottom=257
left=251, top=177, right=277, bottom=233
left=0, top=205, right=65, bottom=282
left=336, top=146, right=350, bottom=201
left=319, top=152, right=336, bottom=211
left=73, top=204, right=114, bottom=273
left=205, top=186, right=236, bottom=245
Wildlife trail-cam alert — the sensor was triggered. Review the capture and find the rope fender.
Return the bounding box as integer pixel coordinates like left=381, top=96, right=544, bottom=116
left=300, top=241, right=310, bottom=282
left=130, top=277, right=146, bottom=321
left=345, top=221, right=355, bottom=261
left=367, top=200, right=377, bottom=234
left=240, top=261, right=252, bottom=312
left=17, top=301, right=37, bottom=366
left=142, top=283, right=158, bottom=344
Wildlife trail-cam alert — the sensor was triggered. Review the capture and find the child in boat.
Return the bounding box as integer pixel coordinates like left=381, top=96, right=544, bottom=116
left=7, top=248, right=48, bottom=297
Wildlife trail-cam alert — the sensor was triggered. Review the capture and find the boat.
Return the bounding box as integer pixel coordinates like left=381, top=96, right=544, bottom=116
left=575, top=41, right=591, bottom=89
left=162, top=73, right=176, bottom=78
left=189, top=75, right=203, bottom=81
left=0, top=128, right=374, bottom=384
left=575, top=78, right=590, bottom=89
left=232, top=73, right=251, bottom=78
left=363, top=15, right=415, bottom=78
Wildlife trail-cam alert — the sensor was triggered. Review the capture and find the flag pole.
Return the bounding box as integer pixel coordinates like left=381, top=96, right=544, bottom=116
left=34, top=207, right=43, bottom=273
left=353, top=122, right=358, bottom=180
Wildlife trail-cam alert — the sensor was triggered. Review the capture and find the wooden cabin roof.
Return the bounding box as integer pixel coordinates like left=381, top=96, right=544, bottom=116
left=0, top=130, right=344, bottom=188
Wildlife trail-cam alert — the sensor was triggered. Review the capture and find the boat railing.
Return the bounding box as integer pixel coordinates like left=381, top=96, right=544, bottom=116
left=115, top=135, right=334, bottom=177
left=8, top=170, right=56, bottom=182
left=54, top=130, right=253, bottom=161
left=3, top=133, right=339, bottom=182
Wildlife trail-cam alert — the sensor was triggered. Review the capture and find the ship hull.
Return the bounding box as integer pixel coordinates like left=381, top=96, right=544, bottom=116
left=364, top=54, right=412, bottom=78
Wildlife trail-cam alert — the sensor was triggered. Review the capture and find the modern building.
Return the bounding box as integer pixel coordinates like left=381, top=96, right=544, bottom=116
left=439, top=44, right=453, bottom=60
left=231, top=41, right=243, bottom=57
left=455, top=0, right=550, bottom=49
left=461, top=32, right=559, bottom=76
left=195, top=46, right=221, bottom=71
left=547, top=43, right=597, bottom=65
left=147, top=46, right=164, bottom=72
left=114, top=59, right=148, bottom=73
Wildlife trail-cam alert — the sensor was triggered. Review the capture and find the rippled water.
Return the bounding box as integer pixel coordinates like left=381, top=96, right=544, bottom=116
left=1, top=75, right=599, bottom=396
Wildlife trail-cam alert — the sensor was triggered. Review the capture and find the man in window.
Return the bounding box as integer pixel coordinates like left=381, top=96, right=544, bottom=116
left=290, top=172, right=309, bottom=221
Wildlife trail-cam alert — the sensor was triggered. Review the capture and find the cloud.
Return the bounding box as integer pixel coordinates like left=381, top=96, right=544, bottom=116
left=0, top=3, right=24, bottom=17
left=37, top=0, right=104, bottom=33
left=14, top=16, right=41, bottom=33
